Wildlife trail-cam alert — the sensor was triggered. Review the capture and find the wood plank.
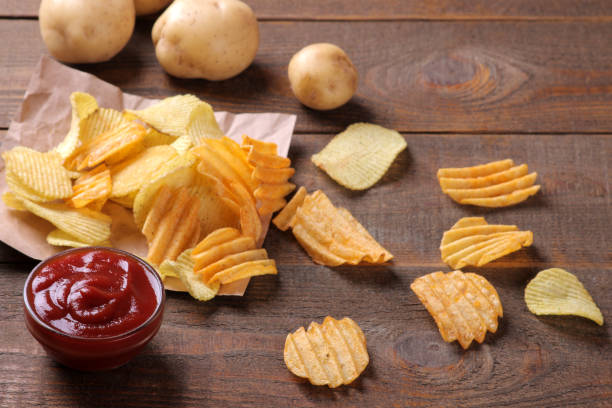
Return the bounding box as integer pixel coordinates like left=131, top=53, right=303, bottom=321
left=4, top=0, right=612, bottom=20
left=3, top=20, right=612, bottom=133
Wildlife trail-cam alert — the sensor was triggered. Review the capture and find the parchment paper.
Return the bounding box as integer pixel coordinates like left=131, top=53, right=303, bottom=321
left=0, top=55, right=296, bottom=296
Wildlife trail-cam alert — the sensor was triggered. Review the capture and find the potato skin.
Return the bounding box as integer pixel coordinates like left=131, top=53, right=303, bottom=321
left=288, top=43, right=358, bottom=111
left=39, top=0, right=135, bottom=64
left=134, top=0, right=173, bottom=16
left=152, top=0, right=259, bottom=81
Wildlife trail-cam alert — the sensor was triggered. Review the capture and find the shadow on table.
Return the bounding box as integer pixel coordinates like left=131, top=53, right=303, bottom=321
left=52, top=353, right=189, bottom=407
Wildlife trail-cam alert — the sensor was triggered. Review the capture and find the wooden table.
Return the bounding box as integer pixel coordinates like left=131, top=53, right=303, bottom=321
left=1, top=2, right=611, bottom=407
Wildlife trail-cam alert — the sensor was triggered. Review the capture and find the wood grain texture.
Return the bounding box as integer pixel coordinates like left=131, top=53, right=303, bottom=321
left=5, top=0, right=612, bottom=20
left=3, top=20, right=612, bottom=133
left=1, top=133, right=610, bottom=407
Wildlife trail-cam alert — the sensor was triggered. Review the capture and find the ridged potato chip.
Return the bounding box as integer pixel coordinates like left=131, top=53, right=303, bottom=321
left=193, top=139, right=263, bottom=241
left=411, top=270, right=503, bottom=349
left=276, top=188, right=392, bottom=266
left=311, top=123, right=407, bottom=190
left=110, top=145, right=178, bottom=202
left=126, top=95, right=224, bottom=142
left=159, top=248, right=220, bottom=301
left=437, top=159, right=540, bottom=207
left=191, top=227, right=277, bottom=286
left=65, top=121, right=146, bottom=171
left=242, top=135, right=295, bottom=216
left=441, top=217, right=533, bottom=269
left=67, top=164, right=112, bottom=210
left=272, top=186, right=307, bottom=231
left=284, top=316, right=369, bottom=388
left=46, top=229, right=110, bottom=248
left=143, top=186, right=202, bottom=265
left=54, top=92, right=99, bottom=159
left=525, top=268, right=603, bottom=325
left=10, top=194, right=111, bottom=245
left=3, top=147, right=73, bottom=201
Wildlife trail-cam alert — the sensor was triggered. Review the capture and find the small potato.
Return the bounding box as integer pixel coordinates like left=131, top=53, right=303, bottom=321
left=288, top=43, right=358, bottom=111
left=152, top=0, right=259, bottom=81
left=39, top=0, right=135, bottom=64
left=134, top=0, right=173, bottom=16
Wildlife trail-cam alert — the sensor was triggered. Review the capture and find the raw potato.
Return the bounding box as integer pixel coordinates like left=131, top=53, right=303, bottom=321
left=39, top=0, right=135, bottom=63
left=134, top=0, right=173, bottom=16
left=288, top=43, right=358, bottom=111
left=152, top=0, right=259, bottom=81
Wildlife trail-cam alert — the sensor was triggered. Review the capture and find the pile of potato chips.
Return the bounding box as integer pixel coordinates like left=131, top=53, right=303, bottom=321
left=1, top=92, right=293, bottom=300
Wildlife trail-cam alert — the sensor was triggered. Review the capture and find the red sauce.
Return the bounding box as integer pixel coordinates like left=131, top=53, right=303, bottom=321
left=26, top=248, right=160, bottom=338
left=24, top=247, right=165, bottom=370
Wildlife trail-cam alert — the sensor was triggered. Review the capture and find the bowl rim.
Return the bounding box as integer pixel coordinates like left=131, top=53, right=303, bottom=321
left=23, top=246, right=166, bottom=342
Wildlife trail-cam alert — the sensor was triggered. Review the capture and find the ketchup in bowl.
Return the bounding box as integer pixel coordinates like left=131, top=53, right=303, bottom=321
left=23, top=247, right=165, bottom=371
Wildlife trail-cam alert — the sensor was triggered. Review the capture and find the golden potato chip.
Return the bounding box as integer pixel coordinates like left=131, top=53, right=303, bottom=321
left=142, top=127, right=176, bottom=148
left=311, top=123, right=407, bottom=190
left=110, top=145, right=178, bottom=200
left=143, top=186, right=202, bottom=266
left=159, top=248, right=220, bottom=301
left=10, top=194, right=111, bottom=245
left=242, top=135, right=295, bottom=216
left=284, top=316, right=369, bottom=388
left=66, top=121, right=146, bottom=171
left=3, top=147, right=73, bottom=201
left=191, top=227, right=277, bottom=285
left=441, top=217, right=533, bottom=269
left=186, top=101, right=225, bottom=144
left=437, top=159, right=540, bottom=207
left=170, top=135, right=193, bottom=154
left=46, top=229, right=111, bottom=248
left=192, top=137, right=256, bottom=194
left=411, top=270, right=503, bottom=349
left=288, top=189, right=392, bottom=266
left=272, top=186, right=307, bottom=231
left=525, top=268, right=603, bottom=325
left=2, top=191, right=26, bottom=210
left=67, top=164, right=112, bottom=209
left=54, top=92, right=99, bottom=159
left=126, top=95, right=223, bottom=143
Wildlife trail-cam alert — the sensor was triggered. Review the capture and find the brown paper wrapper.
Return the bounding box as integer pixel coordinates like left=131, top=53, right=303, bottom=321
left=0, top=56, right=296, bottom=296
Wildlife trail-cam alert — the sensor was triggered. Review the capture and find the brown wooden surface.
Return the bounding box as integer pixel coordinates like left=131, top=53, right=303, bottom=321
left=1, top=3, right=611, bottom=408
left=5, top=0, right=612, bottom=20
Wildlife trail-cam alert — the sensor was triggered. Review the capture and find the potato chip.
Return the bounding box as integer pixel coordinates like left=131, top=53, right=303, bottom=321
left=59, top=107, right=128, bottom=164
left=67, top=164, right=112, bottom=209
left=110, top=145, right=178, bottom=201
left=191, top=227, right=277, bottom=285
left=186, top=101, right=225, bottom=144
left=284, top=316, right=369, bottom=388
left=126, top=95, right=223, bottom=142
left=242, top=135, right=295, bottom=216
left=3, top=147, right=73, bottom=201
left=159, top=249, right=220, bottom=301
left=54, top=92, right=99, bottom=159
left=525, top=268, right=603, bottom=325
left=66, top=121, right=146, bottom=171
left=411, top=270, right=503, bottom=349
left=437, top=159, right=540, bottom=207
left=142, top=127, right=176, bottom=148
left=441, top=217, right=533, bottom=269
left=276, top=188, right=392, bottom=266
left=10, top=194, right=111, bottom=245
left=143, top=186, right=202, bottom=266
left=311, top=123, right=407, bottom=190
left=46, top=229, right=110, bottom=248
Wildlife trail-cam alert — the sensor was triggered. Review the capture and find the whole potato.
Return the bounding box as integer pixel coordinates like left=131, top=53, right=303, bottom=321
left=134, top=0, right=173, bottom=16
left=152, top=0, right=259, bottom=81
left=39, top=0, right=135, bottom=63
left=288, top=43, right=358, bottom=111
